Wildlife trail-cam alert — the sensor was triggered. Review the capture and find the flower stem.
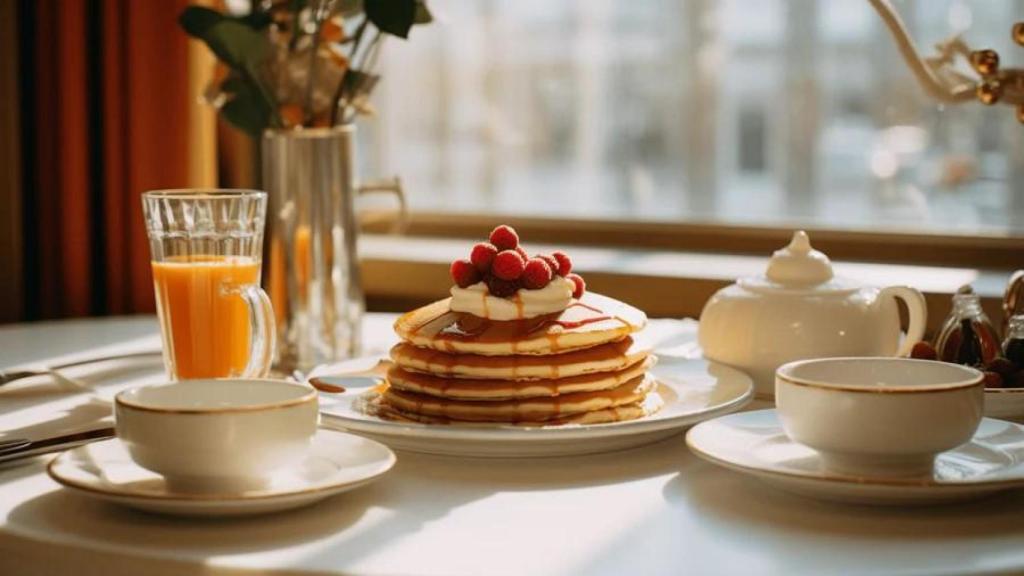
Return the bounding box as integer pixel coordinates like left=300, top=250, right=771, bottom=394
left=330, top=16, right=367, bottom=125
left=303, top=0, right=333, bottom=125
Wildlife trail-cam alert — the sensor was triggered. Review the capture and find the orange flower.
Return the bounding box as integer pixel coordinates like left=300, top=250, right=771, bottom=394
left=320, top=18, right=345, bottom=43
left=326, top=45, right=349, bottom=69
left=279, top=104, right=304, bottom=128
left=211, top=62, right=229, bottom=84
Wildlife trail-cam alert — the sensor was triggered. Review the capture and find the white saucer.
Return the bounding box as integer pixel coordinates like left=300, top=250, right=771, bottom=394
left=686, top=409, right=1024, bottom=505
left=985, top=388, right=1024, bottom=422
left=309, top=356, right=753, bottom=458
left=47, top=429, right=396, bottom=517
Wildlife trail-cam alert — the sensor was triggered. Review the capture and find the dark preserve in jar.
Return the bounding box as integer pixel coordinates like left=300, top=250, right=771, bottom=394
left=935, top=288, right=1001, bottom=367
left=1003, top=315, right=1024, bottom=368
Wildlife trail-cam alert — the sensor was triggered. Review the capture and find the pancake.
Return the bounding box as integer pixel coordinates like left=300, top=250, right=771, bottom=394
left=393, top=292, right=647, bottom=356
left=386, top=357, right=655, bottom=400
left=381, top=374, right=657, bottom=423
left=390, top=336, right=652, bottom=381
left=379, top=392, right=664, bottom=426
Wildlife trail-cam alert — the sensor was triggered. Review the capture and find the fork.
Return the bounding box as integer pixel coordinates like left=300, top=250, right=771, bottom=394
left=0, top=351, right=162, bottom=389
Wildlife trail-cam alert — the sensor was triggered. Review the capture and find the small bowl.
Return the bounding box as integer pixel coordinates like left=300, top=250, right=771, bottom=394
left=984, top=388, right=1024, bottom=422
left=775, top=358, right=984, bottom=477
left=115, top=379, right=319, bottom=493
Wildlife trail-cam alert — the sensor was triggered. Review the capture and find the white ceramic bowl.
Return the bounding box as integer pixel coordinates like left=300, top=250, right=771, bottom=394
left=775, top=358, right=984, bottom=477
left=115, top=379, right=319, bottom=492
left=984, top=388, right=1024, bottom=422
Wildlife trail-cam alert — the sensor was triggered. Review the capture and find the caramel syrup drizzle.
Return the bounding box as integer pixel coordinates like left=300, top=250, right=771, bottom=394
left=308, top=377, right=346, bottom=394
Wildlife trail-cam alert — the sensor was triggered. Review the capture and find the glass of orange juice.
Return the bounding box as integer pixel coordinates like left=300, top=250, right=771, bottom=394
left=142, top=189, right=275, bottom=380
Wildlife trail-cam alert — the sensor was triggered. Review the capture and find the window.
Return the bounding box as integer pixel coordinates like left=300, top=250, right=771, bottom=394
left=358, top=0, right=1024, bottom=236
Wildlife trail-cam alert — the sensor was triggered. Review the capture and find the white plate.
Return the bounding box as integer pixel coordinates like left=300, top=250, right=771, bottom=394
left=687, top=409, right=1024, bottom=505
left=309, top=356, right=753, bottom=458
left=985, top=388, right=1024, bottom=422
left=47, top=429, right=396, bottom=517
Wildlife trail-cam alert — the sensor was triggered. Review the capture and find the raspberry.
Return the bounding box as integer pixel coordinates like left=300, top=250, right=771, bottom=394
left=566, top=273, right=585, bottom=299
left=987, top=357, right=1016, bottom=378
left=984, top=371, right=1004, bottom=389
left=515, top=245, right=529, bottom=261
left=470, top=242, right=499, bottom=272
left=450, top=259, right=481, bottom=288
left=491, top=250, right=526, bottom=281
left=538, top=254, right=560, bottom=274
left=551, top=251, right=572, bottom=276
left=909, top=341, right=937, bottom=361
left=485, top=275, right=518, bottom=298
left=489, top=225, right=519, bottom=251
left=521, top=258, right=553, bottom=290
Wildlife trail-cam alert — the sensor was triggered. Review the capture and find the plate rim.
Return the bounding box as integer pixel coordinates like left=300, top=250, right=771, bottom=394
left=985, top=388, right=1024, bottom=395
left=316, top=356, right=754, bottom=442
left=46, top=428, right=396, bottom=502
left=686, top=409, right=1024, bottom=490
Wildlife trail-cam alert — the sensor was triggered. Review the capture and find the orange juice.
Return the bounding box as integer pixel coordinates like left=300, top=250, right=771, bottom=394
left=268, top=224, right=314, bottom=325
left=152, top=255, right=261, bottom=379
left=268, top=223, right=327, bottom=323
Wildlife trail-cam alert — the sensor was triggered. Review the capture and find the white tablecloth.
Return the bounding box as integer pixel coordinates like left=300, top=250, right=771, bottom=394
left=2, top=316, right=1024, bottom=576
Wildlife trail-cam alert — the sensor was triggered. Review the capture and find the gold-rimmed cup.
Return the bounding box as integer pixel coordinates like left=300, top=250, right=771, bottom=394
left=115, top=379, right=318, bottom=493
left=775, top=357, right=984, bottom=477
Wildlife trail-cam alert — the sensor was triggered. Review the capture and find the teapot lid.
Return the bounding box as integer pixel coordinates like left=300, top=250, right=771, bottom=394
left=740, top=231, right=858, bottom=294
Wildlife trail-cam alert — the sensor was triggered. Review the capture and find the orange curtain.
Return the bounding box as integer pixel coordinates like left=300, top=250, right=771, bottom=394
left=23, top=0, right=215, bottom=319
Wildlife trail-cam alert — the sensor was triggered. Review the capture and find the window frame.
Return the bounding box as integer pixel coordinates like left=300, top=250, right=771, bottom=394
left=366, top=210, right=1024, bottom=270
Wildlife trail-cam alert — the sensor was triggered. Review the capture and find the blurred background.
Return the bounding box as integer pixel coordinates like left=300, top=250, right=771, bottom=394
left=1, top=0, right=1022, bottom=322
left=363, top=0, right=1024, bottom=231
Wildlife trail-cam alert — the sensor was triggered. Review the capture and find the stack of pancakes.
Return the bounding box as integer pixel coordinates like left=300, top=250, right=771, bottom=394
left=380, top=293, right=660, bottom=425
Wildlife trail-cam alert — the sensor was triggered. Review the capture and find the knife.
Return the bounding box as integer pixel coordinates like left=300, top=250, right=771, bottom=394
left=0, top=427, right=116, bottom=464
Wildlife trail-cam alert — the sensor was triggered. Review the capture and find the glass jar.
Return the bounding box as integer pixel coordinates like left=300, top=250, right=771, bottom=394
left=934, top=287, right=1001, bottom=367
left=1003, top=315, right=1024, bottom=368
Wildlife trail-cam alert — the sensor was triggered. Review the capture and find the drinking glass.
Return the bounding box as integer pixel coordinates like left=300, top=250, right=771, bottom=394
left=142, top=189, right=275, bottom=380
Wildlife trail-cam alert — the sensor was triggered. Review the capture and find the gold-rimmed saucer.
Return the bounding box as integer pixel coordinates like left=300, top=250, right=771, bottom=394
left=686, top=409, right=1024, bottom=505
left=47, top=429, right=395, bottom=517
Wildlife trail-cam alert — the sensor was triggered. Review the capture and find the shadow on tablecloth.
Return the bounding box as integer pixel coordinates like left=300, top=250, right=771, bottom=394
left=8, top=432, right=692, bottom=574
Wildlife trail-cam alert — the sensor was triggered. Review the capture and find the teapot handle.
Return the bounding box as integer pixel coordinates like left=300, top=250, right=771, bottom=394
left=879, top=286, right=928, bottom=357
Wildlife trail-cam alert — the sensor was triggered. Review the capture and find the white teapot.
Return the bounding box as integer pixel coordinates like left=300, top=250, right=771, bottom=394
left=698, top=231, right=927, bottom=399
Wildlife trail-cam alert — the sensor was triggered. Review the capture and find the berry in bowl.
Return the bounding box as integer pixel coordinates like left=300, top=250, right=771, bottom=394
left=907, top=321, right=1024, bottom=422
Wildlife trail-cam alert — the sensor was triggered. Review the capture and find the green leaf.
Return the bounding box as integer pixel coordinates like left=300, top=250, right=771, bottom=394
left=341, top=69, right=380, bottom=100
left=201, top=20, right=272, bottom=71
left=178, top=6, right=279, bottom=135
left=220, top=77, right=275, bottom=137
left=178, top=6, right=226, bottom=38
left=239, top=10, right=274, bottom=29
left=364, top=0, right=416, bottom=39
left=414, top=1, right=432, bottom=24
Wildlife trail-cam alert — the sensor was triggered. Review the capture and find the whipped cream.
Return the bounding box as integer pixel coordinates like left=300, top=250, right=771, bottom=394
left=450, top=276, right=575, bottom=320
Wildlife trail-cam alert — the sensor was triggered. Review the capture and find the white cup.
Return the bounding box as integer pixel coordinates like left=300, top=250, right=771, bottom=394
left=115, top=379, right=319, bottom=493
left=775, top=357, right=984, bottom=477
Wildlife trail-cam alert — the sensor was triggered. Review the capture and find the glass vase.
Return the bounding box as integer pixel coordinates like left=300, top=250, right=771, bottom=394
left=262, top=125, right=404, bottom=373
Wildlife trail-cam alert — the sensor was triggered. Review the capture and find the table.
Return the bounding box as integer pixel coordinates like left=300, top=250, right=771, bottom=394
left=3, top=316, right=1024, bottom=576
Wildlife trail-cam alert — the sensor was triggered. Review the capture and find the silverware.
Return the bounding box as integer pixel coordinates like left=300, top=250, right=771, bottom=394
left=0, top=427, right=116, bottom=464
left=0, top=351, right=162, bottom=387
